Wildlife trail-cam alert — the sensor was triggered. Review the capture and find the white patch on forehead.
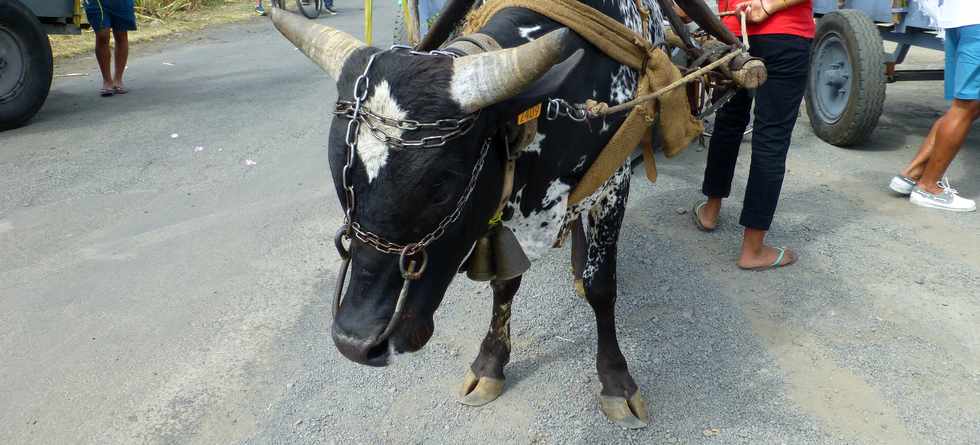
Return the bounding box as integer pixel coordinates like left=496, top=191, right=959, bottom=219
left=357, top=81, right=405, bottom=183
left=518, top=25, right=543, bottom=42
left=503, top=180, right=571, bottom=260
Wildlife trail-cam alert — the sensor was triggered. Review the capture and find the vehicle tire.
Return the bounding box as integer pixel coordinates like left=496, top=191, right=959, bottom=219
left=0, top=0, right=53, bottom=131
left=805, top=10, right=887, bottom=147
left=296, top=0, right=321, bottom=19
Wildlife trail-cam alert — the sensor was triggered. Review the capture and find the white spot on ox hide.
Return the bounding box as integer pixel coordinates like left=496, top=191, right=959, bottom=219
left=504, top=179, right=570, bottom=260
left=358, top=81, right=405, bottom=183
left=524, top=139, right=542, bottom=155
left=518, top=25, right=542, bottom=42
left=580, top=165, right=631, bottom=281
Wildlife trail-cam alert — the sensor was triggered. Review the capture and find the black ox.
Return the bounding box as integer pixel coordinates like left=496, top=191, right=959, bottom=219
left=273, top=0, right=687, bottom=428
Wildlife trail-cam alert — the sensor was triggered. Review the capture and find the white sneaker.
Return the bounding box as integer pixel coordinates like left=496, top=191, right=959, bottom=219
left=889, top=175, right=916, bottom=195
left=909, top=177, right=976, bottom=212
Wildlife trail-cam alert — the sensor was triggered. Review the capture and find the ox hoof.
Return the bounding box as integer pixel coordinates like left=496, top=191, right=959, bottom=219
left=574, top=278, right=586, bottom=298
left=599, top=391, right=650, bottom=429
left=458, top=369, right=505, bottom=406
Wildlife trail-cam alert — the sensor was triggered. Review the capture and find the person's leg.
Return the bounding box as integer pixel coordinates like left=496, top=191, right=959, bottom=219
left=111, top=29, right=129, bottom=90
left=85, top=0, right=113, bottom=94
left=95, top=30, right=113, bottom=92
left=917, top=24, right=980, bottom=193
left=897, top=25, right=963, bottom=182
left=737, top=35, right=810, bottom=269
left=899, top=118, right=940, bottom=179
left=697, top=87, right=753, bottom=229
left=916, top=99, right=980, bottom=193
left=255, top=0, right=265, bottom=15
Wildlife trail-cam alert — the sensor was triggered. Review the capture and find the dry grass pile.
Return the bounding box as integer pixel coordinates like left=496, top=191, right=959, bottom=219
left=135, top=0, right=225, bottom=19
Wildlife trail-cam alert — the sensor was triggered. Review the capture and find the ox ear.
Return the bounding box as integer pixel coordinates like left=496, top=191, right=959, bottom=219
left=490, top=49, right=584, bottom=122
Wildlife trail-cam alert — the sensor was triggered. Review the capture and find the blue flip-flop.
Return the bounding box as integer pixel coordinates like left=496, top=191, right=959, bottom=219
left=739, top=247, right=798, bottom=271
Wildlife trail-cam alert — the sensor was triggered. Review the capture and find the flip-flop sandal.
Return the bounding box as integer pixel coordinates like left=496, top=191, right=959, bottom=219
left=739, top=247, right=797, bottom=271
left=692, top=201, right=716, bottom=232
left=100, top=88, right=114, bottom=97
left=113, top=86, right=129, bottom=94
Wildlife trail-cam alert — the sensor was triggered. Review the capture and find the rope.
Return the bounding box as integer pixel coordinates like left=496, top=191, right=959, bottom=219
left=466, top=0, right=703, bottom=207
left=587, top=48, right=743, bottom=117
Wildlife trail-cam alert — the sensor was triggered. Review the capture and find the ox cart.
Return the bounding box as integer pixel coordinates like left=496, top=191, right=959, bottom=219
left=0, top=0, right=85, bottom=131
left=806, top=0, right=944, bottom=146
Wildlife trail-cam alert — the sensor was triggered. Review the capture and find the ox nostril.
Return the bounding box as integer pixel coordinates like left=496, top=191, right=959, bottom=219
left=333, top=328, right=391, bottom=367
left=365, top=340, right=389, bottom=363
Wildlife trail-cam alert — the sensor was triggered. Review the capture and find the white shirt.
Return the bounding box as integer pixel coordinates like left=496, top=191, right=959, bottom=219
left=939, top=0, right=980, bottom=29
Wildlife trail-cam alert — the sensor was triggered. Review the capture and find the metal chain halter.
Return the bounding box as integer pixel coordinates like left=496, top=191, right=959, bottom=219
left=336, top=47, right=490, bottom=262
left=331, top=46, right=495, bottom=346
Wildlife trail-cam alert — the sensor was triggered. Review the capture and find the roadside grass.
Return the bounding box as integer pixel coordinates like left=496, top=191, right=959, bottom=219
left=49, top=0, right=257, bottom=60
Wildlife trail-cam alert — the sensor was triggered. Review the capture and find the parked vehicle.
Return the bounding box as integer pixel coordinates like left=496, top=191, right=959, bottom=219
left=807, top=0, right=944, bottom=146
left=0, top=0, right=85, bottom=131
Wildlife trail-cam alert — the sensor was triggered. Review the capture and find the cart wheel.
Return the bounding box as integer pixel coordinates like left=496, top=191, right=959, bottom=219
left=805, top=10, right=886, bottom=147
left=296, top=0, right=321, bottom=19
left=0, top=0, right=53, bottom=131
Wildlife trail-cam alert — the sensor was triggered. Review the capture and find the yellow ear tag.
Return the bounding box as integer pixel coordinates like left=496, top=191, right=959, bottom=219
left=517, top=103, right=543, bottom=126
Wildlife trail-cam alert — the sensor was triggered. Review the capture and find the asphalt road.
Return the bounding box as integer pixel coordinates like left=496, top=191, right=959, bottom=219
left=2, top=2, right=979, bottom=444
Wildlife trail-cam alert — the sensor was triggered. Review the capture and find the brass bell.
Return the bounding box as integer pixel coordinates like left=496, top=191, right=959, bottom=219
left=491, top=225, right=530, bottom=281
left=465, top=235, right=497, bottom=282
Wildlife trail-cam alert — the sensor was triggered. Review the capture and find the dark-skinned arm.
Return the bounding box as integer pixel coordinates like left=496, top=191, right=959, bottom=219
left=736, top=0, right=808, bottom=23
left=673, top=0, right=739, bottom=46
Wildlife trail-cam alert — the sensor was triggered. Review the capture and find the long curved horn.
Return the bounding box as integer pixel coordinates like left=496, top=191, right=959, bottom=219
left=270, top=6, right=366, bottom=79
left=451, top=29, right=573, bottom=113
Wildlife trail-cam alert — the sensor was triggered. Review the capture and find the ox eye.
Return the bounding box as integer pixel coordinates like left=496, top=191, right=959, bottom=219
left=430, top=180, right=456, bottom=206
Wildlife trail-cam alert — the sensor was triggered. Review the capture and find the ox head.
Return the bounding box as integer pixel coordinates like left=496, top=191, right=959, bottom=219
left=271, top=8, right=580, bottom=366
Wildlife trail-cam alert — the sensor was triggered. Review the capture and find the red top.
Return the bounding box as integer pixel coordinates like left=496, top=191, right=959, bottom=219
left=718, top=0, right=815, bottom=38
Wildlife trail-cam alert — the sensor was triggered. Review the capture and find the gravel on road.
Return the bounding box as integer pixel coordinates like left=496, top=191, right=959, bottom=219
left=1, top=2, right=978, bottom=444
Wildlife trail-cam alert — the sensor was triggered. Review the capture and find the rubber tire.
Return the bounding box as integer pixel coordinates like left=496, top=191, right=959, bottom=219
left=296, top=0, right=320, bottom=19
left=805, top=10, right=887, bottom=147
left=0, top=0, right=53, bottom=131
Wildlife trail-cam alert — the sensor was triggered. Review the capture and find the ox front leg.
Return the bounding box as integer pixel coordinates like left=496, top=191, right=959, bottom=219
left=459, top=276, right=521, bottom=406
left=578, top=175, right=649, bottom=429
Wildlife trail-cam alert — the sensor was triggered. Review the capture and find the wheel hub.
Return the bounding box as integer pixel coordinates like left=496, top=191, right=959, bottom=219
left=0, top=26, right=27, bottom=103
left=824, top=63, right=849, bottom=90
left=811, top=32, right=851, bottom=124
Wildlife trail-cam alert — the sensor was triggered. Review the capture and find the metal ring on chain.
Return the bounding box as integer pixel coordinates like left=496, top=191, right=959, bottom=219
left=399, top=247, right=428, bottom=280
left=333, top=257, right=351, bottom=318
left=334, top=226, right=351, bottom=259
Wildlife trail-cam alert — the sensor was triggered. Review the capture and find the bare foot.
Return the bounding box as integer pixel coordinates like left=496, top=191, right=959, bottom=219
left=737, top=245, right=797, bottom=270
left=112, top=82, right=128, bottom=94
